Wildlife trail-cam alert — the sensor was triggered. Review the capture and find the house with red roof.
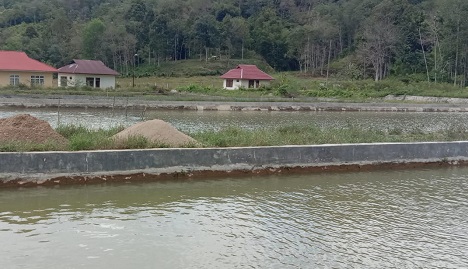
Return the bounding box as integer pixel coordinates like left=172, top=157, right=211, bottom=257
left=0, top=51, right=57, bottom=87
left=57, top=59, right=119, bottom=89
left=220, top=65, right=274, bottom=90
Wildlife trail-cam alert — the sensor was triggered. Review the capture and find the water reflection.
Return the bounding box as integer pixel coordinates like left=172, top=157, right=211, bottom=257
left=1, top=167, right=467, bottom=268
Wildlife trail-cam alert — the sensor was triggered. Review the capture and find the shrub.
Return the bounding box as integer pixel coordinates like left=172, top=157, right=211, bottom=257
left=57, top=124, right=123, bottom=150
left=116, top=135, right=149, bottom=149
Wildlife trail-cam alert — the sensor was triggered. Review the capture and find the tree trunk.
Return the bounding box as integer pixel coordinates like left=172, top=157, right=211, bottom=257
left=326, top=40, right=332, bottom=83
left=454, top=21, right=460, bottom=86
left=419, top=27, right=430, bottom=82
left=241, top=39, right=244, bottom=60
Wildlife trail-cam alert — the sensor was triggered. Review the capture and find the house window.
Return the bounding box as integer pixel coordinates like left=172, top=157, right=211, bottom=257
left=248, top=80, right=255, bottom=88
left=226, top=79, right=233, bottom=88
left=30, top=75, right=44, bottom=86
left=9, top=75, right=19, bottom=86
left=86, top=77, right=94, bottom=87
left=95, top=78, right=101, bottom=88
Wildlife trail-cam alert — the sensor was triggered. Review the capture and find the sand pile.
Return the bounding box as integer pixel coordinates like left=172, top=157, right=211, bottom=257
left=0, top=114, right=68, bottom=145
left=113, top=119, right=197, bottom=147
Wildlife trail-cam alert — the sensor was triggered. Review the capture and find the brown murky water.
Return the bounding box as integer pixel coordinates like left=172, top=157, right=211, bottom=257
left=1, top=167, right=467, bottom=268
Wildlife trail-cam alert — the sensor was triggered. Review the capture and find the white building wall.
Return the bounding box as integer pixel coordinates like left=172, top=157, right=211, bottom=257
left=58, top=74, right=78, bottom=87
left=99, top=76, right=116, bottom=89
left=223, top=79, right=270, bottom=90
left=229, top=80, right=239, bottom=89
left=58, top=73, right=116, bottom=89
left=239, top=80, right=250, bottom=89
left=223, top=79, right=251, bottom=90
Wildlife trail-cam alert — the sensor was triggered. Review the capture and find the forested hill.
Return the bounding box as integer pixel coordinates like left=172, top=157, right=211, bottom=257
left=0, top=0, right=466, bottom=85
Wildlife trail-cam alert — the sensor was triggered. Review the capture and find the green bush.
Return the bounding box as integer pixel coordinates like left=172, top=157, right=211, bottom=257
left=276, top=84, right=290, bottom=97
left=57, top=124, right=123, bottom=150
left=118, top=135, right=150, bottom=149
left=178, top=84, right=215, bottom=94
left=68, top=133, right=98, bottom=150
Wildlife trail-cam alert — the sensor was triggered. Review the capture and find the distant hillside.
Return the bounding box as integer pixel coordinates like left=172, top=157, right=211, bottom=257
left=1, top=0, right=467, bottom=86
left=131, top=58, right=274, bottom=78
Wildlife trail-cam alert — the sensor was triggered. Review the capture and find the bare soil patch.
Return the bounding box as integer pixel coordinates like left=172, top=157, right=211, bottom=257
left=0, top=114, right=68, bottom=145
left=113, top=119, right=197, bottom=147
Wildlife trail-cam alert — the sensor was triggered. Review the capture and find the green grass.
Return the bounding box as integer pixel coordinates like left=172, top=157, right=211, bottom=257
left=2, top=79, right=466, bottom=102
left=2, top=124, right=468, bottom=152
left=296, top=79, right=468, bottom=99
left=0, top=140, right=67, bottom=152
left=55, top=124, right=177, bottom=151
left=56, top=124, right=195, bottom=151
left=57, top=124, right=121, bottom=150
left=191, top=125, right=468, bottom=147
left=118, top=73, right=468, bottom=102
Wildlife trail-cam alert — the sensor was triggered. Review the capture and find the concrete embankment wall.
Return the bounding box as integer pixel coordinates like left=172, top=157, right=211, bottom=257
left=1, top=141, right=468, bottom=187
left=3, top=95, right=468, bottom=112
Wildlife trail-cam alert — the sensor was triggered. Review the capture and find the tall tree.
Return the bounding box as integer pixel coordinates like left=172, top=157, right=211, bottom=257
left=249, top=8, right=296, bottom=70
left=435, top=0, right=468, bottom=86
left=357, top=0, right=401, bottom=81
left=193, top=15, right=220, bottom=61
left=82, top=18, right=106, bottom=59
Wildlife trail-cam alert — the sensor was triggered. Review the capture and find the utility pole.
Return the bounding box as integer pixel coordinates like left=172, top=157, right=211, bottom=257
left=132, top=53, right=138, bottom=87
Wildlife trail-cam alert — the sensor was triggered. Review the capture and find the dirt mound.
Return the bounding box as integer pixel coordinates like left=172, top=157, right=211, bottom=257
left=113, top=119, right=197, bottom=147
left=0, top=114, right=68, bottom=145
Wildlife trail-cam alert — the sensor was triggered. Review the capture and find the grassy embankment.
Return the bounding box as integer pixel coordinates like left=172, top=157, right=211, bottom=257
left=1, top=58, right=467, bottom=101
left=2, top=124, right=468, bottom=152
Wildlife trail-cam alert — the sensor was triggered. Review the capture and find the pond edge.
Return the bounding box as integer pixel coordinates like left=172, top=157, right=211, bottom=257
left=1, top=142, right=468, bottom=188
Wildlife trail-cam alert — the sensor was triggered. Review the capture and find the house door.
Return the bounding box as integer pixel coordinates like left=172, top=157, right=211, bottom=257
left=248, top=80, right=255, bottom=88
left=60, top=76, right=67, bottom=87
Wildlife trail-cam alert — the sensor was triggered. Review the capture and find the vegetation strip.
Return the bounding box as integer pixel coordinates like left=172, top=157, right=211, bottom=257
left=2, top=124, right=468, bottom=152
left=2, top=76, right=468, bottom=102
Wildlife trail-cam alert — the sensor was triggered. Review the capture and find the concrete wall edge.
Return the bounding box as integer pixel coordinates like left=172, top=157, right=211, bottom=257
left=2, top=142, right=468, bottom=187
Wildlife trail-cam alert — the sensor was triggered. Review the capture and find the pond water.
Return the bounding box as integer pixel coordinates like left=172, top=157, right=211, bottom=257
left=1, top=107, right=468, bottom=133
left=1, top=167, right=467, bottom=268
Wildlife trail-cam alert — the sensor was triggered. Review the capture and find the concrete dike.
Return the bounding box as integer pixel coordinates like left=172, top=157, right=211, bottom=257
left=2, top=94, right=468, bottom=112
left=2, top=141, right=468, bottom=187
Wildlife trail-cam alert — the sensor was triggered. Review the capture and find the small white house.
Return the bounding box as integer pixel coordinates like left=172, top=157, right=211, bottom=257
left=220, top=64, right=274, bottom=90
left=57, top=59, right=119, bottom=89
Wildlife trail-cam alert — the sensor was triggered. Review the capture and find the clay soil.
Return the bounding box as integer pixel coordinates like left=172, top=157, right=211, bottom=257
left=113, top=119, right=197, bottom=147
left=0, top=114, right=68, bottom=145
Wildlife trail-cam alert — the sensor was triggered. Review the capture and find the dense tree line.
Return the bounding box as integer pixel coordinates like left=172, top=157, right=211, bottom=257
left=1, top=0, right=467, bottom=85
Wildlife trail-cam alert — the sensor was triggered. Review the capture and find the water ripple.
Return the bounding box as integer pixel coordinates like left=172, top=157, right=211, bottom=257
left=1, top=168, right=468, bottom=268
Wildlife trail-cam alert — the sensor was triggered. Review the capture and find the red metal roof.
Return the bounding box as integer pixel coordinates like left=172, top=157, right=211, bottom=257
left=58, top=59, right=119, bottom=76
left=220, top=65, right=274, bottom=80
left=0, top=51, right=57, bottom=72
